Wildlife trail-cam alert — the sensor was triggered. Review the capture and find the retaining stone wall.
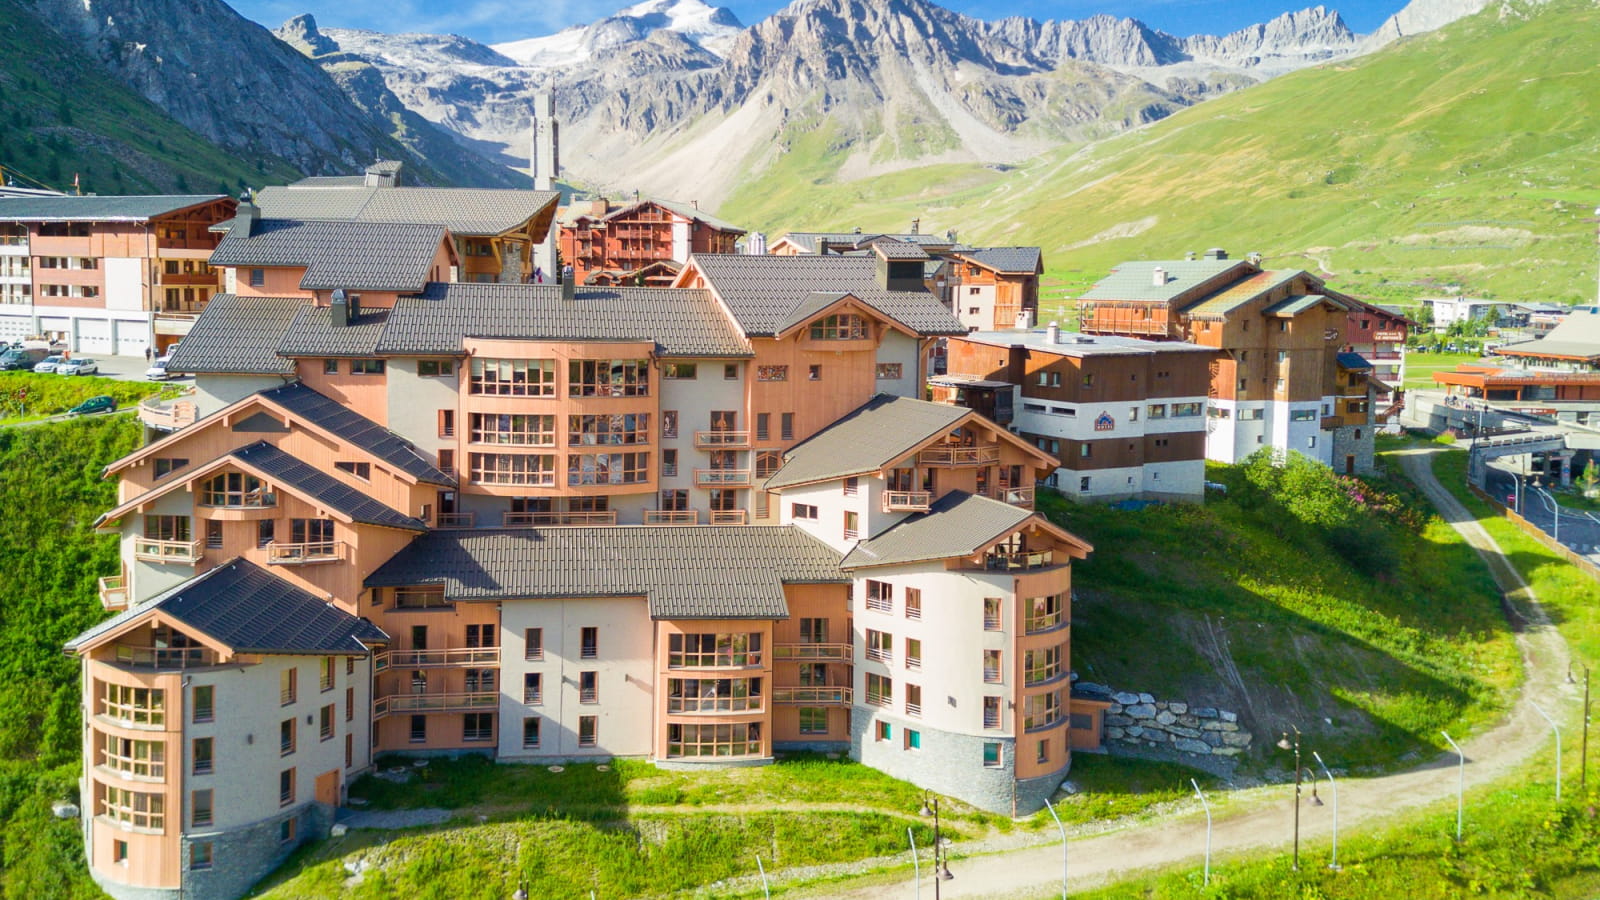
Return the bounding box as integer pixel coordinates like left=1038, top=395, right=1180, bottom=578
left=1078, top=684, right=1253, bottom=760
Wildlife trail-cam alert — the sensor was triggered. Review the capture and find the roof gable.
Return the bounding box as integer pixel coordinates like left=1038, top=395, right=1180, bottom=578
left=209, top=219, right=449, bottom=292
left=840, top=491, right=1091, bottom=569
left=255, top=185, right=559, bottom=237
left=684, top=254, right=964, bottom=337
left=0, top=194, right=230, bottom=223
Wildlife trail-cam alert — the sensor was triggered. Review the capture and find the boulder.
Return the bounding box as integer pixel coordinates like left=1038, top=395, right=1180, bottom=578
left=1193, top=707, right=1219, bottom=718
left=1178, top=715, right=1200, bottom=728
left=1168, top=725, right=1202, bottom=739
left=1221, top=731, right=1253, bottom=747
left=1155, top=711, right=1178, bottom=725
left=1126, top=704, right=1158, bottom=719
left=1221, top=711, right=1238, bottom=723
left=1105, top=714, right=1133, bottom=727
left=1139, top=693, right=1156, bottom=704
left=1169, top=702, right=1188, bottom=715
left=1112, top=691, right=1142, bottom=706
left=1105, top=727, right=1125, bottom=740
left=1173, top=738, right=1212, bottom=755
left=1126, top=725, right=1144, bottom=738
left=1212, top=747, right=1243, bottom=757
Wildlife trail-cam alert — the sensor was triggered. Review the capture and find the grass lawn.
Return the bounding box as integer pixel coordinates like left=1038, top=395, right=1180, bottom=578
left=0, top=373, right=182, bottom=424
left=1402, top=351, right=1483, bottom=391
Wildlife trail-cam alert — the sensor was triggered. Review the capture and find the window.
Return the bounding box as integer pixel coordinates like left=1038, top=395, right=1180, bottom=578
left=320, top=704, right=335, bottom=740
left=320, top=657, right=335, bottom=692
left=569, top=359, right=649, bottom=397
left=1024, top=646, right=1063, bottom=685
left=663, top=363, right=697, bottom=379
left=101, top=684, right=164, bottom=727
left=438, top=409, right=455, bottom=438
left=666, top=722, right=760, bottom=757
left=1172, top=402, right=1202, bottom=417
left=1147, top=404, right=1167, bottom=419
left=470, top=358, right=555, bottom=396
left=876, top=363, right=903, bottom=380
left=102, top=787, right=164, bottom=830
left=1079, top=476, right=1090, bottom=492
left=1082, top=373, right=1095, bottom=387
left=1025, top=593, right=1065, bottom=633
left=756, top=365, right=788, bottom=382
left=280, top=718, right=296, bottom=756
left=1307, top=436, right=1318, bottom=449
left=904, top=588, right=922, bottom=620
left=983, top=597, right=1003, bottom=630
left=248, top=268, right=264, bottom=287
left=865, top=629, right=892, bottom=663
left=781, top=413, right=795, bottom=441
left=568, top=413, right=650, bottom=446
left=522, top=716, right=542, bottom=749
left=1291, top=408, right=1317, bottom=421
left=523, top=673, right=542, bottom=705
left=875, top=720, right=893, bottom=742
left=290, top=519, right=334, bottom=545
left=191, top=842, right=214, bottom=871
left=192, top=789, right=213, bottom=827
left=798, top=707, right=828, bottom=734
left=1208, top=407, right=1231, bottom=420
left=580, top=626, right=599, bottom=659
left=278, top=769, right=295, bottom=807
left=843, top=476, right=859, bottom=496
left=1080, top=443, right=1092, bottom=458
left=755, top=450, right=782, bottom=478
left=280, top=669, right=296, bottom=706
left=791, top=503, right=818, bottom=520
left=257, top=518, right=276, bottom=549
left=808, top=364, right=822, bottom=381
left=667, top=632, right=762, bottom=667
left=465, top=624, right=496, bottom=649
left=345, top=733, right=353, bottom=768
left=200, top=472, right=272, bottom=507
left=204, top=519, right=223, bottom=550
left=657, top=449, right=678, bottom=478
left=347, top=687, right=355, bottom=721
left=578, top=715, right=598, bottom=747
left=866, top=673, right=892, bottom=707
left=566, top=452, right=649, bottom=486
left=667, top=677, right=763, bottom=713
left=192, top=737, right=213, bottom=775
left=323, top=359, right=340, bottom=375
left=154, top=458, right=188, bottom=479
left=409, top=715, right=426, bottom=743
left=1238, top=408, right=1264, bottom=421
left=982, top=742, right=1002, bottom=767
left=469, top=452, right=556, bottom=486
left=579, top=671, right=599, bottom=704
left=524, top=628, right=543, bottom=660
left=417, top=359, right=455, bottom=377
left=351, top=359, right=385, bottom=375
left=1037, top=739, right=1050, bottom=764
left=983, top=696, right=1002, bottom=729
left=843, top=511, right=859, bottom=540
left=662, top=410, right=678, bottom=439
left=279, top=817, right=296, bottom=844
left=809, top=314, right=867, bottom=340
left=470, top=414, right=557, bottom=446
left=724, top=363, right=739, bottom=380
left=905, top=729, right=922, bottom=751
left=799, top=618, right=828, bottom=643
left=100, top=734, right=166, bottom=778
left=463, top=713, right=494, bottom=742
left=114, top=840, right=128, bottom=864
left=905, top=637, right=922, bottom=670
left=906, top=683, right=923, bottom=717
left=1024, top=691, right=1063, bottom=730
left=865, top=580, right=892, bottom=613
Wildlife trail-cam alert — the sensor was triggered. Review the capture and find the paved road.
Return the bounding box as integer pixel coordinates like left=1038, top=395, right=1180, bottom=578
left=1482, top=466, right=1600, bottom=556
left=779, top=445, right=1574, bottom=900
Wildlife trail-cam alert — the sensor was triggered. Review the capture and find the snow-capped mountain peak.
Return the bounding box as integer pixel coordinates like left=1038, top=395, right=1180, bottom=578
left=492, top=0, right=743, bottom=67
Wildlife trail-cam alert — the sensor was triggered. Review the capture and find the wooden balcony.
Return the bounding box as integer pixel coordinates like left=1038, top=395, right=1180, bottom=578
left=373, top=691, right=498, bottom=717
left=981, top=549, right=1057, bottom=571
left=266, top=540, right=345, bottom=565
left=694, top=430, right=751, bottom=449
left=918, top=445, right=1000, bottom=466
left=375, top=648, right=499, bottom=671
left=773, top=642, right=851, bottom=662
left=882, top=490, right=932, bottom=512
left=695, top=468, right=751, bottom=487
left=137, top=395, right=197, bottom=432
left=113, top=644, right=217, bottom=670
left=666, top=696, right=764, bottom=714
left=998, top=486, right=1034, bottom=509
left=98, top=575, right=128, bottom=611
left=503, top=510, right=619, bottom=527
left=772, top=686, right=853, bottom=706
left=436, top=512, right=475, bottom=528
left=644, top=510, right=700, bottom=525
left=133, top=538, right=202, bottom=564
left=709, top=510, right=747, bottom=525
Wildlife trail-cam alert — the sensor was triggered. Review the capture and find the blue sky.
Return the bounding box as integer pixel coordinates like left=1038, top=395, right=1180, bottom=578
left=233, top=0, right=1403, bottom=46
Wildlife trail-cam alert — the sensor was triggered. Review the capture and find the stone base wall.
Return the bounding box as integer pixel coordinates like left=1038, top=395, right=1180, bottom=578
left=850, top=707, right=1059, bottom=816
left=1079, top=685, right=1252, bottom=762
left=1331, top=424, right=1376, bottom=475
left=178, top=803, right=333, bottom=900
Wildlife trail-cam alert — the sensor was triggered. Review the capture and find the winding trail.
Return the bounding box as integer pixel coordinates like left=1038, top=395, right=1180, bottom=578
left=778, top=446, right=1575, bottom=899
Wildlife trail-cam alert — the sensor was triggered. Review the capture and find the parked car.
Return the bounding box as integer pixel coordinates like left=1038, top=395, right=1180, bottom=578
left=0, top=347, right=47, bottom=370
left=66, top=395, right=116, bottom=416
left=146, top=356, right=172, bottom=380
left=33, top=355, right=64, bottom=374
left=56, top=357, right=99, bottom=376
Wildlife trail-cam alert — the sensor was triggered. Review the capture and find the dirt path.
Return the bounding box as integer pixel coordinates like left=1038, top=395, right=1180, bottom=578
left=781, top=446, right=1575, bottom=899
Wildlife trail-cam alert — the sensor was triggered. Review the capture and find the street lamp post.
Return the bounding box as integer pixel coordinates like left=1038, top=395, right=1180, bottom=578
left=1441, top=730, right=1465, bottom=841
left=1043, top=797, right=1067, bottom=900
left=1191, top=778, right=1212, bottom=887
left=755, top=855, right=771, bottom=900
left=1530, top=701, right=1563, bottom=803
left=907, top=828, right=921, bottom=900
left=1277, top=727, right=1305, bottom=870
left=919, top=792, right=954, bottom=900
left=1312, top=751, right=1340, bottom=871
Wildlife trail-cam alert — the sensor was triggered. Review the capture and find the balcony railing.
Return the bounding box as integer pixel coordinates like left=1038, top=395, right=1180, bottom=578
left=98, top=575, right=128, bottom=611
left=375, top=648, right=499, bottom=671
left=134, top=538, right=203, bottom=564
left=864, top=691, right=892, bottom=708
left=906, top=701, right=923, bottom=718
left=882, top=490, right=932, bottom=512
left=709, top=509, right=748, bottom=525
left=113, top=644, right=217, bottom=670
left=644, top=510, right=700, bottom=525
left=137, top=395, right=197, bottom=432
left=436, top=512, right=475, bottom=529
left=773, top=642, right=852, bottom=661
left=983, top=549, right=1056, bottom=571
left=773, top=686, right=853, bottom=706
left=919, top=445, right=1000, bottom=466
left=865, top=647, right=893, bottom=664
left=666, top=696, right=763, bottom=714
left=504, top=511, right=619, bottom=527
left=695, top=468, right=752, bottom=487
left=266, top=541, right=344, bottom=565
left=983, top=708, right=1002, bottom=728
left=999, top=486, right=1035, bottom=509
left=373, top=691, right=498, bottom=717
left=694, top=430, right=751, bottom=449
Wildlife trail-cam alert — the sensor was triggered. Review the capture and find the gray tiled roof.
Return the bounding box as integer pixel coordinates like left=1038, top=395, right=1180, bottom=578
left=841, top=491, right=1034, bottom=569
left=1494, top=307, right=1600, bottom=360
left=1183, top=271, right=1303, bottom=318
left=255, top=185, right=560, bottom=236
left=956, top=247, right=1041, bottom=273
left=375, top=283, right=752, bottom=358
left=290, top=175, right=368, bottom=188
left=622, top=199, right=746, bottom=234
left=231, top=442, right=424, bottom=531
left=1080, top=259, right=1247, bottom=303
left=66, top=559, right=387, bottom=655
left=280, top=305, right=389, bottom=357
left=776, top=232, right=954, bottom=254
left=765, top=394, right=972, bottom=489
left=691, top=254, right=965, bottom=336
left=165, top=294, right=300, bottom=375
left=210, top=219, right=446, bottom=291
left=872, top=241, right=930, bottom=260
left=258, top=383, right=452, bottom=485
left=365, top=526, right=848, bottom=619
left=0, top=194, right=226, bottom=223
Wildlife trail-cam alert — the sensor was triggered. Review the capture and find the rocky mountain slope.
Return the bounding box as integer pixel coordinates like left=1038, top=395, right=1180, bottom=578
left=15, top=0, right=520, bottom=187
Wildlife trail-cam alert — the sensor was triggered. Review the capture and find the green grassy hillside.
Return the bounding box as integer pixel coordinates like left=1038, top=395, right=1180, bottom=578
left=0, top=0, right=302, bottom=196
left=723, top=0, right=1600, bottom=308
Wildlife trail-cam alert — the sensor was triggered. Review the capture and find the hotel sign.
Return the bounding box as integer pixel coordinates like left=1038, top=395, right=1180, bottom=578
left=1374, top=330, right=1406, bottom=342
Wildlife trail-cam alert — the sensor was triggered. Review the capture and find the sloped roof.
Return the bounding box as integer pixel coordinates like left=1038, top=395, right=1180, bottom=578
left=1080, top=258, right=1246, bottom=304
left=255, top=185, right=560, bottom=236
left=66, top=559, right=387, bottom=655
left=365, top=526, right=848, bottom=619
left=229, top=442, right=424, bottom=531
left=258, top=382, right=451, bottom=485
left=1182, top=270, right=1302, bottom=318
left=841, top=491, right=1036, bottom=569
left=765, top=394, right=972, bottom=489
left=690, top=254, right=965, bottom=337
left=279, top=306, right=389, bottom=357
left=1262, top=294, right=1330, bottom=317
left=873, top=240, right=930, bottom=260
left=376, top=283, right=752, bottom=358
left=1494, top=307, right=1600, bottom=361
left=165, top=294, right=300, bottom=375
left=0, top=194, right=227, bottom=223
left=775, top=232, right=954, bottom=254
left=210, top=219, right=446, bottom=291
left=954, top=247, right=1041, bottom=273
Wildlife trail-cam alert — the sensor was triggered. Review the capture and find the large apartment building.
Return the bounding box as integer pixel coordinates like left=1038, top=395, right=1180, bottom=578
left=936, top=326, right=1216, bottom=501
left=0, top=194, right=237, bottom=353
left=1079, top=250, right=1381, bottom=473
left=558, top=197, right=745, bottom=286
left=72, top=222, right=1100, bottom=900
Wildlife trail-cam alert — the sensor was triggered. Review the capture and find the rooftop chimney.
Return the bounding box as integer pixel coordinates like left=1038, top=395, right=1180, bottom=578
left=691, top=199, right=699, bottom=210
left=1046, top=321, right=1061, bottom=344
left=910, top=218, right=920, bottom=235
left=1203, top=248, right=1228, bottom=260
left=1152, top=266, right=1167, bottom=287
left=590, top=197, right=609, bottom=217
left=1185, top=251, right=1197, bottom=261
left=746, top=231, right=768, bottom=255
left=330, top=289, right=352, bottom=327
left=235, top=189, right=257, bottom=238
left=363, top=160, right=402, bottom=188
left=561, top=273, right=575, bottom=301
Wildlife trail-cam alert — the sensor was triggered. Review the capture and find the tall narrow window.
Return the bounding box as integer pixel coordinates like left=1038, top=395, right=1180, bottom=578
left=580, top=627, right=598, bottom=659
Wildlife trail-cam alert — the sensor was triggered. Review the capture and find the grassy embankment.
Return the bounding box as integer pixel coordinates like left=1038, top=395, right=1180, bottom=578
left=0, top=374, right=185, bottom=425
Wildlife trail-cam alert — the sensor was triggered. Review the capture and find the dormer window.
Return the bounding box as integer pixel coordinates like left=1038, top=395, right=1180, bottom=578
left=200, top=472, right=274, bottom=508
left=809, top=314, right=868, bottom=341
